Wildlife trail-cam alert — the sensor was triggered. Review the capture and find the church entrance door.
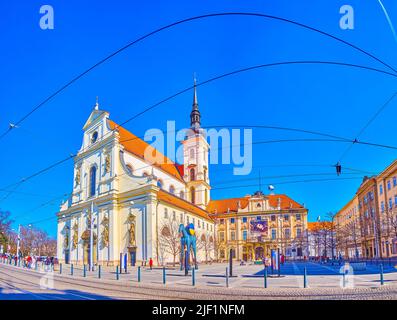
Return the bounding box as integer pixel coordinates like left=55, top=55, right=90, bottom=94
left=128, top=247, right=137, bottom=266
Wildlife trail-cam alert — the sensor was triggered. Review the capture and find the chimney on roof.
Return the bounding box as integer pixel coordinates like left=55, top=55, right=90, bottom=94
left=277, top=197, right=281, bottom=210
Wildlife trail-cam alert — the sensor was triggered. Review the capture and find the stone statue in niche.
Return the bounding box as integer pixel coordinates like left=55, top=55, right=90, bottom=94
left=63, top=227, right=70, bottom=250
left=105, top=154, right=111, bottom=173
left=127, top=213, right=136, bottom=247
left=75, top=169, right=81, bottom=186
left=101, top=216, right=109, bottom=248
left=72, top=222, right=79, bottom=249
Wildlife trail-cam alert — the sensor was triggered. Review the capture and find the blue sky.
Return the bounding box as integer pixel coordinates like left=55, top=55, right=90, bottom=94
left=1, top=0, right=397, bottom=237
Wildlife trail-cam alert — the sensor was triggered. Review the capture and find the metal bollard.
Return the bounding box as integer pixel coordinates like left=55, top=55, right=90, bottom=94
left=98, top=265, right=101, bottom=279
left=225, top=267, right=229, bottom=288
left=380, top=264, right=384, bottom=285
left=342, top=272, right=346, bottom=288
left=264, top=267, right=268, bottom=288
left=138, top=266, right=141, bottom=282
left=192, top=268, right=196, bottom=286
left=71, top=264, right=74, bottom=275
left=116, top=266, right=119, bottom=280
left=303, top=267, right=307, bottom=288
left=60, top=263, right=62, bottom=274
left=163, top=267, right=166, bottom=285
left=83, top=265, right=86, bottom=277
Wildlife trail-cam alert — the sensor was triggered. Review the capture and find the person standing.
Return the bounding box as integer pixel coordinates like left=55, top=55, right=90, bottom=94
left=149, top=257, right=153, bottom=270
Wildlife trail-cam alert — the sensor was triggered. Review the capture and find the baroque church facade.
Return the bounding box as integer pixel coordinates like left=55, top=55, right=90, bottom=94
left=56, top=83, right=308, bottom=266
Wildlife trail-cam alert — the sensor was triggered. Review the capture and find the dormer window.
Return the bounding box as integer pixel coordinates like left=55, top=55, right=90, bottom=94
left=91, top=131, right=98, bottom=144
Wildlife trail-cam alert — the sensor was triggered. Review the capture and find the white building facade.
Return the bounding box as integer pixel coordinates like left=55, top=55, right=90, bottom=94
left=57, top=84, right=215, bottom=266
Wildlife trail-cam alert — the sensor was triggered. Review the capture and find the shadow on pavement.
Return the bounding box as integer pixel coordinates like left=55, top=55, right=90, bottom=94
left=0, top=288, right=115, bottom=300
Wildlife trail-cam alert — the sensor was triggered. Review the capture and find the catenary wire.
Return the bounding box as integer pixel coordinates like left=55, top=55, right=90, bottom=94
left=2, top=12, right=396, bottom=140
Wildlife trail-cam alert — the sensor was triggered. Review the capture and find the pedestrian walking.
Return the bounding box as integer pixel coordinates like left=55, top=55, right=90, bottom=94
left=149, top=257, right=153, bottom=270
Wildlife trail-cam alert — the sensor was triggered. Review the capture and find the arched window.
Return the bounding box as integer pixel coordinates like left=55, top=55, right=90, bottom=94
left=169, top=185, right=175, bottom=194
left=190, top=168, right=195, bottom=181
left=190, top=148, right=195, bottom=159
left=157, top=179, right=163, bottom=189
left=203, top=167, right=207, bottom=182
left=190, top=187, right=195, bottom=204
left=89, top=166, right=96, bottom=197
left=205, top=189, right=208, bottom=204
left=126, top=164, right=133, bottom=175
left=164, top=208, right=168, bottom=219
left=161, top=226, right=170, bottom=237
left=180, top=191, right=185, bottom=199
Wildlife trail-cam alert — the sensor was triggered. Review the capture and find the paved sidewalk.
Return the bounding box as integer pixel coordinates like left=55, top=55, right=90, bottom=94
left=53, top=260, right=397, bottom=289
left=3, top=260, right=397, bottom=289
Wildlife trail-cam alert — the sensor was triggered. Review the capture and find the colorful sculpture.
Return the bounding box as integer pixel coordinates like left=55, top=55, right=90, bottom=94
left=179, top=223, right=198, bottom=272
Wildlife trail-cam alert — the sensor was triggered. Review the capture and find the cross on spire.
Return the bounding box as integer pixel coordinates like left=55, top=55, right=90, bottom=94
left=94, top=96, right=99, bottom=110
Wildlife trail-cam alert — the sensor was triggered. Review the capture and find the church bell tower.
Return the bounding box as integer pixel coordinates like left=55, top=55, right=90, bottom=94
left=183, top=77, right=210, bottom=209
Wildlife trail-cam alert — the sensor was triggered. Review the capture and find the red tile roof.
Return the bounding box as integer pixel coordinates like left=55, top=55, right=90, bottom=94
left=157, top=190, right=212, bottom=221
left=109, top=120, right=184, bottom=182
left=268, top=194, right=303, bottom=209
left=207, top=194, right=303, bottom=214
left=308, top=221, right=333, bottom=232
left=207, top=197, right=249, bottom=213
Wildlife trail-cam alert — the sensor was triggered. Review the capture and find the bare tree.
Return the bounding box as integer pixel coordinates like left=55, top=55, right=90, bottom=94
left=17, top=225, right=56, bottom=257
left=0, top=211, right=13, bottom=251
left=197, top=232, right=214, bottom=263
left=388, top=212, right=397, bottom=240
left=326, top=212, right=337, bottom=259
left=158, top=219, right=181, bottom=266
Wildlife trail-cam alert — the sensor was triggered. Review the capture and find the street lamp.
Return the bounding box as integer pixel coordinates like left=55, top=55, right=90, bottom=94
left=16, top=224, right=21, bottom=261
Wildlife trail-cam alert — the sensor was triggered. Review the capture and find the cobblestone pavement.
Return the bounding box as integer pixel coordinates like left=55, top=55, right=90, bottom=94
left=1, top=262, right=397, bottom=300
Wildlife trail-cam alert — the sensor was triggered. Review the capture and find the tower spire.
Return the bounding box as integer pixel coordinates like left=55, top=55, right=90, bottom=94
left=190, top=74, right=201, bottom=131
left=193, top=75, right=198, bottom=108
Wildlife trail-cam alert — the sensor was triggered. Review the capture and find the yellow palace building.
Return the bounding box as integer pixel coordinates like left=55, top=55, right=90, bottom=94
left=208, top=192, right=308, bottom=261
